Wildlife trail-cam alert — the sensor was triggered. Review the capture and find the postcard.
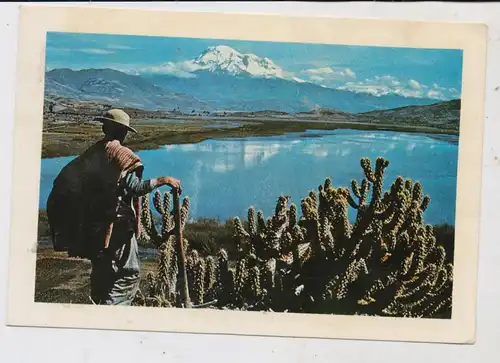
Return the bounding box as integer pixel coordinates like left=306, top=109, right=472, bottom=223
left=6, top=5, right=488, bottom=344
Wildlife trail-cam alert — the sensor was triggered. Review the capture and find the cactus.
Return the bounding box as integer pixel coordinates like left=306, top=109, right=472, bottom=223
left=204, top=255, right=218, bottom=301
left=227, top=157, right=454, bottom=317
left=134, top=190, right=196, bottom=308
left=193, top=258, right=206, bottom=305
left=135, top=157, right=454, bottom=319
left=215, top=248, right=233, bottom=306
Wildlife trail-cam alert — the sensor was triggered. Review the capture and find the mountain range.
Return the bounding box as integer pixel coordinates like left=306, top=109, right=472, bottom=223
left=44, top=45, right=455, bottom=114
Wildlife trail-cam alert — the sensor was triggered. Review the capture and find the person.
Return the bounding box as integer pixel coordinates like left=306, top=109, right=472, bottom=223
left=47, top=109, right=181, bottom=306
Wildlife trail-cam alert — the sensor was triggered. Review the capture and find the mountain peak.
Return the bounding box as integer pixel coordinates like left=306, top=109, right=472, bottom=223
left=192, top=44, right=285, bottom=79
left=204, top=45, right=241, bottom=56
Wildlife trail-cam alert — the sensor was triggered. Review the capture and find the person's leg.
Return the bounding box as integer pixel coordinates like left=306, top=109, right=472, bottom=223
left=107, top=232, right=141, bottom=306
left=90, top=252, right=117, bottom=305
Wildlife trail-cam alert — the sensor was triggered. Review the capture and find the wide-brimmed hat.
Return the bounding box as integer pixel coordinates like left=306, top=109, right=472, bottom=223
left=94, top=109, right=137, bottom=134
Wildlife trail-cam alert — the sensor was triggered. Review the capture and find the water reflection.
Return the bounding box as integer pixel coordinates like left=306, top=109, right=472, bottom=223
left=39, top=129, right=459, bottom=225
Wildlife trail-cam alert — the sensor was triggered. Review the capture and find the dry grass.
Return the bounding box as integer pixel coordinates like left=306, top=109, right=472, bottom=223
left=34, top=248, right=158, bottom=304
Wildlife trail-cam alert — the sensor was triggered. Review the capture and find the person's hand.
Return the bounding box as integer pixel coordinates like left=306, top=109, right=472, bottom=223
left=159, top=176, right=182, bottom=194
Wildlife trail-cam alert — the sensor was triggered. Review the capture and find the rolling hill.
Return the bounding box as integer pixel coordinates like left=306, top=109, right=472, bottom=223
left=45, top=66, right=444, bottom=114
left=44, top=68, right=211, bottom=112
left=358, top=99, right=461, bottom=129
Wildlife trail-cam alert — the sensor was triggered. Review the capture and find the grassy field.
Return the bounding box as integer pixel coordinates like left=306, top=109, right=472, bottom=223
left=41, top=116, right=459, bottom=158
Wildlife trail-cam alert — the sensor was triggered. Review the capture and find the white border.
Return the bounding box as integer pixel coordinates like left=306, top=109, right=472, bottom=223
left=5, top=5, right=488, bottom=344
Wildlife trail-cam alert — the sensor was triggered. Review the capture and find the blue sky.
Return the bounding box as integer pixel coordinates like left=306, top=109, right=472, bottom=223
left=45, top=32, right=463, bottom=100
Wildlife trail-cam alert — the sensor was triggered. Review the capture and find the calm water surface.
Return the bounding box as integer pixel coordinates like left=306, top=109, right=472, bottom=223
left=39, top=129, right=459, bottom=226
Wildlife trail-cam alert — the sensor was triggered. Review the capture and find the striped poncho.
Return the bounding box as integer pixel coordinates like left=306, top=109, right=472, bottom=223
left=46, top=139, right=144, bottom=259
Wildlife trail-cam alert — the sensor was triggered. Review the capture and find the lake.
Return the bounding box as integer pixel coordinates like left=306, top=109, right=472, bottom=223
left=38, top=129, right=459, bottom=226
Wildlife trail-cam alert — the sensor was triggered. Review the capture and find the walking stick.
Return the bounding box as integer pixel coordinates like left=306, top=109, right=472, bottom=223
left=173, top=188, right=192, bottom=308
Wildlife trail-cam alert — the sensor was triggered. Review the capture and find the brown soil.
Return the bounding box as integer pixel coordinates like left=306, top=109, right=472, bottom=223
left=35, top=248, right=158, bottom=304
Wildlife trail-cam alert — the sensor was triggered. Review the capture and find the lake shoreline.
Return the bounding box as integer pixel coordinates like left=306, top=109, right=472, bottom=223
left=39, top=128, right=459, bottom=227
left=41, top=118, right=459, bottom=159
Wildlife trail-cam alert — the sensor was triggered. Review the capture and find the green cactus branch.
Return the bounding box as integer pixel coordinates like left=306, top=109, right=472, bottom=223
left=133, top=157, right=454, bottom=319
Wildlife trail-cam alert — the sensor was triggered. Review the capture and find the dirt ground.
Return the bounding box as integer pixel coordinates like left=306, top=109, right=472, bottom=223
left=35, top=247, right=157, bottom=304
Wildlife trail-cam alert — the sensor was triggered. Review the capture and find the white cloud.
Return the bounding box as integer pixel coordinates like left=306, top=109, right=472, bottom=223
left=372, top=75, right=401, bottom=86
left=46, top=46, right=72, bottom=54
left=137, top=61, right=197, bottom=78
left=408, top=79, right=422, bottom=90
left=78, top=48, right=115, bottom=55
left=299, top=66, right=356, bottom=87
left=426, top=82, right=460, bottom=100
left=47, top=44, right=130, bottom=56
left=345, top=68, right=356, bottom=78
left=136, top=59, right=207, bottom=78
left=337, top=74, right=460, bottom=100
left=427, top=90, right=443, bottom=99
left=107, top=44, right=134, bottom=50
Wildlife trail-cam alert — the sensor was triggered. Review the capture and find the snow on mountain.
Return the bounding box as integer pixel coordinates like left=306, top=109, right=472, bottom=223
left=191, top=45, right=284, bottom=78
left=44, top=47, right=450, bottom=113
left=141, top=45, right=306, bottom=83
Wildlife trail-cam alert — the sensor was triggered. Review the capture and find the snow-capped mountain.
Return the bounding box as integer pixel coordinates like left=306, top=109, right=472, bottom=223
left=44, top=45, right=448, bottom=113
left=139, top=45, right=306, bottom=82
left=136, top=45, right=458, bottom=101
left=189, top=45, right=288, bottom=79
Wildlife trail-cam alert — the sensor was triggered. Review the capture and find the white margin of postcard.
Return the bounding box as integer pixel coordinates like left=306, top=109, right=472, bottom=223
left=6, top=5, right=488, bottom=344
